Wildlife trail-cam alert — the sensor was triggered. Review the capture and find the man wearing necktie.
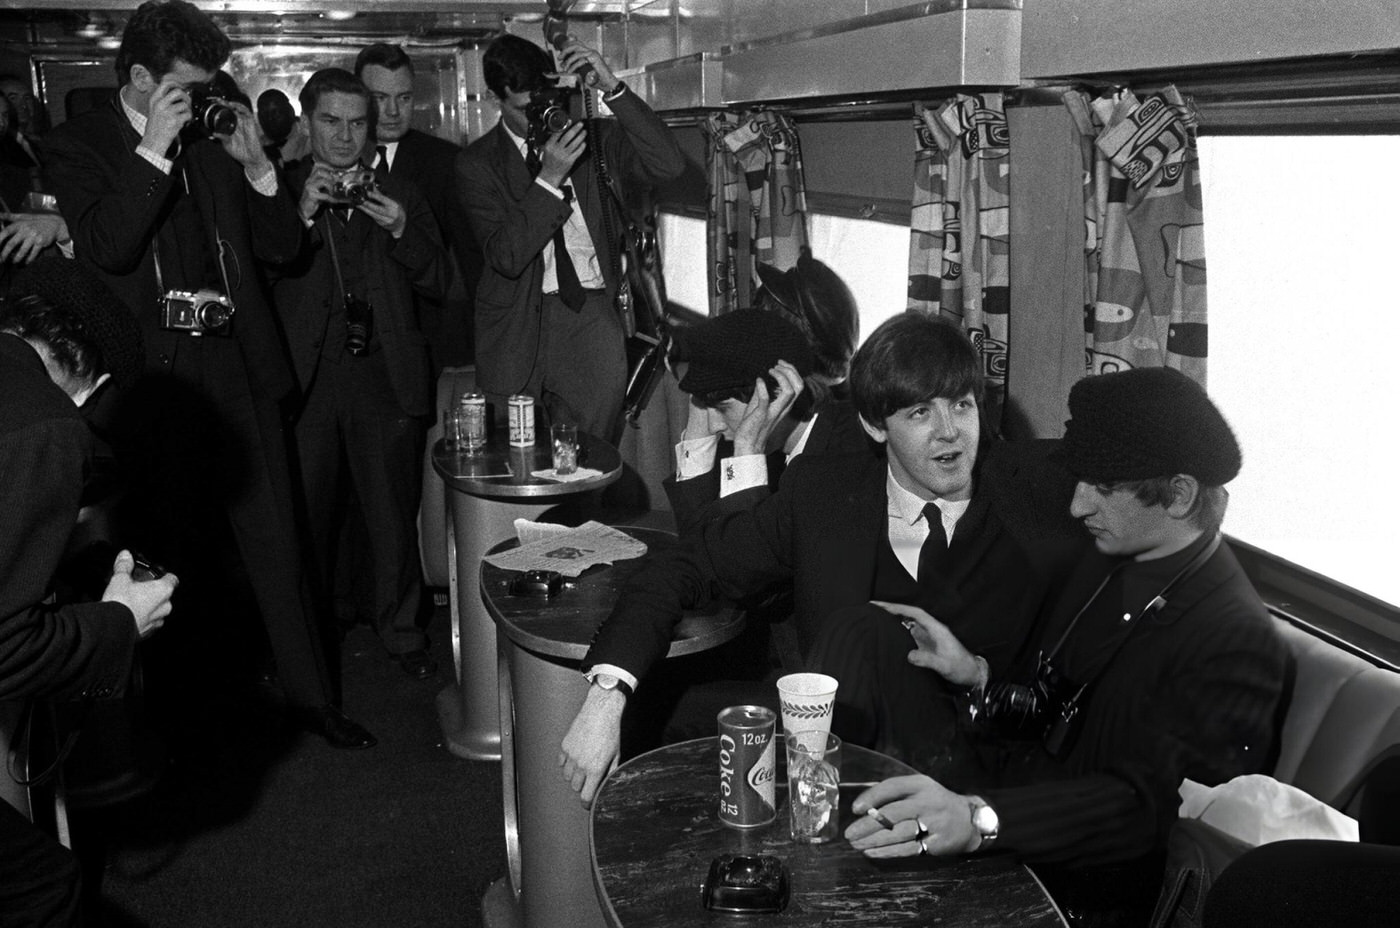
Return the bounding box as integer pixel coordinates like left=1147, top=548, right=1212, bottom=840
left=562, top=313, right=1086, bottom=805
left=355, top=43, right=480, bottom=373
left=456, top=33, right=684, bottom=443
left=273, top=68, right=449, bottom=684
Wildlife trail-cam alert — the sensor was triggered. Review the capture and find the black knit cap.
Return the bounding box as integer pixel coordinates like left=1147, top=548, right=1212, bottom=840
left=10, top=257, right=145, bottom=388
left=674, top=308, right=815, bottom=397
left=1061, top=367, right=1242, bottom=486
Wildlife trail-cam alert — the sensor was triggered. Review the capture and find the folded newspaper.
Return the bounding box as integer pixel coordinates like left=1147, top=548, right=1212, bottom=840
left=484, top=520, right=648, bottom=577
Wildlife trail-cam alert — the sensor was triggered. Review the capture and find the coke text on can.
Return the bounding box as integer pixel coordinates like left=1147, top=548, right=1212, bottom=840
left=717, top=705, right=776, bottom=828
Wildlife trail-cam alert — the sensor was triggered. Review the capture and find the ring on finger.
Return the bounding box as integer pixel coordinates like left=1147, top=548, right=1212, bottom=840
left=917, top=837, right=930, bottom=856
left=915, top=818, right=930, bottom=839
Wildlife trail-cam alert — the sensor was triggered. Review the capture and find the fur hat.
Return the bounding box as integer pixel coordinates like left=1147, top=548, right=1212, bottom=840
left=9, top=257, right=145, bottom=388
left=674, top=308, right=814, bottom=397
left=756, top=247, right=859, bottom=382
left=1061, top=367, right=1241, bottom=486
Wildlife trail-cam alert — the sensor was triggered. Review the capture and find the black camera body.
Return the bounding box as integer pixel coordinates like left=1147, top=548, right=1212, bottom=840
left=188, top=86, right=238, bottom=137
left=525, top=84, right=575, bottom=146
left=980, top=652, right=1086, bottom=759
left=343, top=292, right=373, bottom=356
left=160, top=289, right=234, bottom=336
left=329, top=168, right=379, bottom=206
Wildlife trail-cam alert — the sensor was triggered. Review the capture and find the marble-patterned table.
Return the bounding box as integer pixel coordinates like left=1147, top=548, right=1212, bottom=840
left=590, top=737, right=1068, bottom=928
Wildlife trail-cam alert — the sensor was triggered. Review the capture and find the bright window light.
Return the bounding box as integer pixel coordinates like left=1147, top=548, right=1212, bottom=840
left=1199, top=135, right=1400, bottom=608
left=657, top=210, right=909, bottom=347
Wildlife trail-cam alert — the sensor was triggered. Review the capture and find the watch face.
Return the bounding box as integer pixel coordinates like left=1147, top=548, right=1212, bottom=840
left=973, top=803, right=999, bottom=836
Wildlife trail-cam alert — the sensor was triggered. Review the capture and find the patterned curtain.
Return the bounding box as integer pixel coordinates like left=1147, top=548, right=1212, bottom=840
left=703, top=111, right=809, bottom=316
left=1063, top=86, right=1208, bottom=383
left=906, top=93, right=1011, bottom=426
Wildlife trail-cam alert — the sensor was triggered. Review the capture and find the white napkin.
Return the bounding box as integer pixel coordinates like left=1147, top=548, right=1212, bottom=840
left=1178, top=774, right=1359, bottom=846
left=531, top=466, right=603, bottom=482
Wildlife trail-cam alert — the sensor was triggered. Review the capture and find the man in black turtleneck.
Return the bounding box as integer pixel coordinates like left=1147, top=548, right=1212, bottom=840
left=845, top=367, right=1289, bottom=928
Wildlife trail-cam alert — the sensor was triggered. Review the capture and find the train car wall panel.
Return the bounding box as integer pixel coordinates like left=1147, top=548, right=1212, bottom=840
left=720, top=8, right=1021, bottom=105
left=620, top=53, right=725, bottom=112
left=1023, top=0, right=1400, bottom=78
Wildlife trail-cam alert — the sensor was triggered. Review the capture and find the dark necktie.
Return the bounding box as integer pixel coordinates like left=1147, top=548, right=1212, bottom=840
left=526, top=146, right=586, bottom=312
left=917, top=502, right=949, bottom=584
left=373, top=144, right=389, bottom=182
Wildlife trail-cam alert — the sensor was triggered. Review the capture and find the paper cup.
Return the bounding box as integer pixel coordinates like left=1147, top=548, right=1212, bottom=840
left=776, top=672, right=838, bottom=736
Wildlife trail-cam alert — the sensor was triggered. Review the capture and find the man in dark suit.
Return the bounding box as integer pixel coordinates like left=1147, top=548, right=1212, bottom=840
left=1, top=258, right=177, bottom=928
left=456, top=33, right=684, bottom=442
left=842, top=367, right=1288, bottom=926
left=275, top=68, right=448, bottom=681
left=560, top=312, right=1085, bottom=803
left=355, top=42, right=479, bottom=371
left=41, top=0, right=373, bottom=748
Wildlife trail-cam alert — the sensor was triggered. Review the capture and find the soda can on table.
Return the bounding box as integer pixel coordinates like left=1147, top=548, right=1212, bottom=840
left=507, top=394, right=535, bottom=447
left=716, top=705, right=776, bottom=828
left=460, top=392, right=487, bottom=452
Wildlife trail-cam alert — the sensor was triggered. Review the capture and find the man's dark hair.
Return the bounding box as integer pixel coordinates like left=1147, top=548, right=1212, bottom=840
left=850, top=311, right=983, bottom=426
left=1102, top=477, right=1230, bottom=533
left=0, top=295, right=101, bottom=385
left=298, top=68, right=374, bottom=134
left=115, top=0, right=231, bottom=87
left=482, top=34, right=553, bottom=98
left=354, top=43, right=414, bottom=78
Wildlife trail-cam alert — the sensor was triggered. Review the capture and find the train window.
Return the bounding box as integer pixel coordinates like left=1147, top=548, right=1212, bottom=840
left=657, top=209, right=908, bottom=345
left=1199, top=134, right=1400, bottom=646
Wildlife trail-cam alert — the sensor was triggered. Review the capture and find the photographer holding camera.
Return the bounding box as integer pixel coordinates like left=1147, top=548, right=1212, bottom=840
left=274, top=68, right=448, bottom=680
left=1, top=257, right=177, bottom=927
left=841, top=368, right=1288, bottom=927
left=456, top=32, right=683, bottom=443
left=42, top=1, right=375, bottom=748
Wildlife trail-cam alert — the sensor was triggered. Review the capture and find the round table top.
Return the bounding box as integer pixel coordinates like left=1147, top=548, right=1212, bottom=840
left=481, top=526, right=745, bottom=661
left=591, top=737, right=1067, bottom=928
left=432, top=430, right=622, bottom=500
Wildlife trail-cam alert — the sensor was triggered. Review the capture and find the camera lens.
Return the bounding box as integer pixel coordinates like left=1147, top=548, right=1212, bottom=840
left=195, top=300, right=232, bottom=330
left=543, top=107, right=573, bottom=134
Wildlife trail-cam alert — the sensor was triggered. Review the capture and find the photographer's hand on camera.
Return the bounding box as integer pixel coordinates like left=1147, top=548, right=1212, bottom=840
left=871, top=601, right=986, bottom=689
left=142, top=80, right=193, bottom=156
left=536, top=121, right=587, bottom=189
left=216, top=99, right=275, bottom=177
left=554, top=38, right=621, bottom=95
left=298, top=163, right=340, bottom=223
left=101, top=550, right=178, bottom=639
left=356, top=189, right=408, bottom=239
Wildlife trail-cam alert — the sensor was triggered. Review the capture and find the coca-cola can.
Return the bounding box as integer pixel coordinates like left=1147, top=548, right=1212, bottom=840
left=507, top=394, right=535, bottom=447
left=716, top=705, right=776, bottom=828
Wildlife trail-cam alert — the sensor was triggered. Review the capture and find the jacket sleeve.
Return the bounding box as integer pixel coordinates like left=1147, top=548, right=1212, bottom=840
left=43, top=124, right=179, bottom=275
left=596, top=86, right=686, bottom=186
left=243, top=161, right=305, bottom=268
left=0, top=420, right=137, bottom=702
left=390, top=180, right=450, bottom=301
left=455, top=142, right=573, bottom=281
left=980, top=595, right=1288, bottom=869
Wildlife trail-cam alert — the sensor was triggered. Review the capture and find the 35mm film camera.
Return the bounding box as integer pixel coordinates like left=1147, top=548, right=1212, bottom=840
left=187, top=86, right=237, bottom=136
left=328, top=168, right=379, bottom=206
left=525, top=85, right=575, bottom=146
left=160, top=289, right=234, bottom=336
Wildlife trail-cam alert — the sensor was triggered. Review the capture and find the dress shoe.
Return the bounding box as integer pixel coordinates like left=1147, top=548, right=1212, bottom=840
left=393, top=649, right=438, bottom=680
left=300, top=705, right=376, bottom=749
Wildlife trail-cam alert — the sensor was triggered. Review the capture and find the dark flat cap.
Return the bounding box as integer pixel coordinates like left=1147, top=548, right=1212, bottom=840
left=675, top=308, right=814, bottom=397
left=1061, top=367, right=1241, bottom=486
left=10, top=257, right=145, bottom=388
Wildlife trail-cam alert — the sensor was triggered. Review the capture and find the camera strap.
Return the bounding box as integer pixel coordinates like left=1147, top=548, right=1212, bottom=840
left=321, top=212, right=353, bottom=306
left=1044, top=532, right=1224, bottom=705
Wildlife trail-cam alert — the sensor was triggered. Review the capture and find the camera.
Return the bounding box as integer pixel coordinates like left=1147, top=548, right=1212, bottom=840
left=343, top=292, right=373, bottom=356
left=160, top=289, right=234, bottom=336
left=130, top=553, right=167, bottom=583
left=979, top=652, right=1087, bottom=759
left=188, top=86, right=238, bottom=137
left=525, top=84, right=575, bottom=146
left=328, top=168, right=379, bottom=206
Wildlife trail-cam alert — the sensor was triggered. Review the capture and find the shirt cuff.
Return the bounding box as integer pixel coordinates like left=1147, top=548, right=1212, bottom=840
left=533, top=176, right=565, bottom=199
left=675, top=434, right=720, bottom=479
left=586, top=664, right=639, bottom=693
left=602, top=81, right=627, bottom=101
left=719, top=454, right=768, bottom=498
left=136, top=145, right=173, bottom=174
left=246, top=165, right=279, bottom=197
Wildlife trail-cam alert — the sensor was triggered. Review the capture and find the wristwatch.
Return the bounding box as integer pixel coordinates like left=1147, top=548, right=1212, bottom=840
left=588, top=671, right=633, bottom=698
left=968, top=796, right=1000, bottom=851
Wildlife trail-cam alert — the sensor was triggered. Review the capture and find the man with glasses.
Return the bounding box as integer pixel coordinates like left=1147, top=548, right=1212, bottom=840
left=43, top=0, right=374, bottom=748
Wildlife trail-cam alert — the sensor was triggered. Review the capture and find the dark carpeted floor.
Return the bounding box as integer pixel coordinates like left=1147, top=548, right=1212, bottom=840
left=68, top=596, right=507, bottom=928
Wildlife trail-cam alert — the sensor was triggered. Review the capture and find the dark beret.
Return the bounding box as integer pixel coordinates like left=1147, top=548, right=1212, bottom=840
left=674, top=308, right=814, bottom=397
left=10, top=257, right=145, bottom=388
left=1061, top=367, right=1241, bottom=486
